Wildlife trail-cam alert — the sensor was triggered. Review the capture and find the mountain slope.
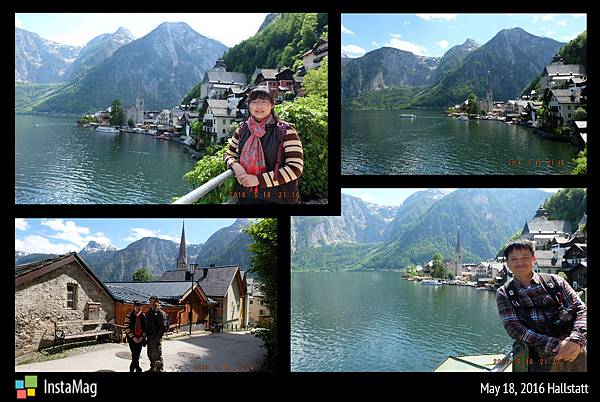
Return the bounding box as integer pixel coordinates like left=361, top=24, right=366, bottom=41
left=341, top=47, right=440, bottom=99
left=27, top=22, right=228, bottom=114
left=430, top=39, right=479, bottom=84
left=415, top=28, right=563, bottom=106
left=64, top=27, right=135, bottom=80
left=15, top=28, right=81, bottom=83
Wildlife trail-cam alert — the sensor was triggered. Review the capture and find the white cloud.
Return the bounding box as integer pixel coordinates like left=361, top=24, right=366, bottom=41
left=416, top=14, right=457, bottom=21
left=341, top=24, right=356, bottom=36
left=341, top=44, right=366, bottom=57
left=542, top=14, right=556, bottom=22
left=40, top=219, right=113, bottom=249
left=390, top=33, right=402, bottom=38
left=557, top=19, right=567, bottom=27
left=570, top=14, right=586, bottom=18
left=353, top=192, right=378, bottom=204
left=533, top=16, right=539, bottom=23
left=15, top=15, right=23, bottom=28
left=125, top=228, right=177, bottom=243
left=15, top=219, right=29, bottom=231
left=563, top=34, right=577, bottom=41
left=16, top=235, right=79, bottom=255
left=436, top=40, right=449, bottom=49
left=372, top=41, right=380, bottom=47
left=386, top=37, right=428, bottom=56
left=403, top=21, right=410, bottom=28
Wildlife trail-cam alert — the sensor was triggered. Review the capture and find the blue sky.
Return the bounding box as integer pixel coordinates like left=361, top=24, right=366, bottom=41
left=15, top=218, right=238, bottom=254
left=342, top=14, right=587, bottom=58
left=15, top=13, right=269, bottom=47
left=342, top=188, right=560, bottom=207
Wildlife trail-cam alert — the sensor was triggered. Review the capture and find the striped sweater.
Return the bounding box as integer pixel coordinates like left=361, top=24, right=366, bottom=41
left=224, top=122, right=304, bottom=188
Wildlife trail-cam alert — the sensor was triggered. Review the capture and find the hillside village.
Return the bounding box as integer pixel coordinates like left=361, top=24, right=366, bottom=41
left=79, top=37, right=328, bottom=150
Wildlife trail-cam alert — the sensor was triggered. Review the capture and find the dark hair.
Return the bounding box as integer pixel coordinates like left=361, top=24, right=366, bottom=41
left=133, top=301, right=142, bottom=307
left=504, top=239, right=535, bottom=259
left=149, top=296, right=159, bottom=302
left=247, top=87, right=275, bottom=105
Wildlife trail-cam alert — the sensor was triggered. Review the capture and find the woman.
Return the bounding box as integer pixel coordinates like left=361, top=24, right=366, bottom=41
left=123, top=301, right=146, bottom=372
left=224, top=87, right=303, bottom=204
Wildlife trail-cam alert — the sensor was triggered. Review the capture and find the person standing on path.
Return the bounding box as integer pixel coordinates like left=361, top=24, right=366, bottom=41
left=145, top=296, right=168, bottom=372
left=123, top=301, right=146, bottom=372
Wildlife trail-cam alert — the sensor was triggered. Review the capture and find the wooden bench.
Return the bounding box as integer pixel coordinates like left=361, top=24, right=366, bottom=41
left=53, top=319, right=114, bottom=350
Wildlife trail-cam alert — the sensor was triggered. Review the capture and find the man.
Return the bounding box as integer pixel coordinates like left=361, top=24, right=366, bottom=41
left=123, top=301, right=146, bottom=372
left=496, top=240, right=587, bottom=372
left=145, top=295, right=168, bottom=372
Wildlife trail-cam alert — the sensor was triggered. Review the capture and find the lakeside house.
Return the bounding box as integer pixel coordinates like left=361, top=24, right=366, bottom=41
left=252, top=67, right=296, bottom=102
left=520, top=206, right=571, bottom=248
left=200, top=58, right=247, bottom=100
left=301, top=37, right=328, bottom=71
left=202, top=99, right=239, bottom=144
left=541, top=54, right=586, bottom=93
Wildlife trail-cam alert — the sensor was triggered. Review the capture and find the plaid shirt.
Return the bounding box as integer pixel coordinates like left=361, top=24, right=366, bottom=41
left=496, top=273, right=587, bottom=353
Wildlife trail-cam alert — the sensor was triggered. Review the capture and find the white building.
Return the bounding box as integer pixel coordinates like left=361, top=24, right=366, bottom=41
left=301, top=37, right=328, bottom=70
left=202, top=99, right=239, bottom=143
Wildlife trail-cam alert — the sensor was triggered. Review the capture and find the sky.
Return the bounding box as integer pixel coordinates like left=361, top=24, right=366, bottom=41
left=341, top=188, right=561, bottom=207
left=15, top=218, right=238, bottom=254
left=341, top=13, right=587, bottom=58
left=15, top=13, right=269, bottom=48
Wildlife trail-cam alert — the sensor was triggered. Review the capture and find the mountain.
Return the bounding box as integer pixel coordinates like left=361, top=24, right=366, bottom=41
left=25, top=22, right=228, bottom=114
left=430, top=39, right=479, bottom=84
left=257, top=13, right=281, bottom=33
left=291, top=194, right=397, bottom=253
left=63, top=27, right=135, bottom=80
left=341, top=47, right=440, bottom=99
left=415, top=28, right=563, bottom=106
left=222, top=13, right=328, bottom=76
left=15, top=253, right=58, bottom=265
left=15, top=28, right=82, bottom=83
left=292, top=189, right=552, bottom=271
left=195, top=219, right=253, bottom=269
left=15, top=220, right=253, bottom=282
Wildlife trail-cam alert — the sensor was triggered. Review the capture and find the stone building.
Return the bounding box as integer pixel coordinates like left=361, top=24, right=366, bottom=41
left=15, top=253, right=115, bottom=357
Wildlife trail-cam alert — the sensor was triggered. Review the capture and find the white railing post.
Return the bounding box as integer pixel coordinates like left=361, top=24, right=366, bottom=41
left=172, top=170, right=234, bottom=204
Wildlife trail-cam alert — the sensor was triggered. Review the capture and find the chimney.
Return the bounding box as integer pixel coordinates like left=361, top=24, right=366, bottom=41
left=202, top=268, right=208, bottom=279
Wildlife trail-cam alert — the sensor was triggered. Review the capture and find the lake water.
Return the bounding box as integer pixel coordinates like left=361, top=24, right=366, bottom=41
left=15, top=115, right=195, bottom=204
left=342, top=109, right=579, bottom=175
left=291, top=272, right=513, bottom=372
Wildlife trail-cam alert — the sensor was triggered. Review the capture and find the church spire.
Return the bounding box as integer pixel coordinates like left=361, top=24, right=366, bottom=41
left=176, top=221, right=187, bottom=269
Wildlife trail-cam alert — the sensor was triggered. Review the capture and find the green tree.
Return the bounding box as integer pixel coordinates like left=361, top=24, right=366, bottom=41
left=128, top=118, right=134, bottom=128
left=543, top=188, right=587, bottom=229
left=467, top=93, right=479, bottom=115
left=245, top=218, right=278, bottom=371
left=300, top=13, right=318, bottom=50
left=109, top=99, right=125, bottom=126
left=558, top=272, right=569, bottom=281
left=574, top=107, right=587, bottom=121
left=132, top=268, right=153, bottom=282
left=182, top=144, right=235, bottom=204
left=572, top=146, right=587, bottom=175
left=431, top=253, right=446, bottom=279
left=302, top=56, right=328, bottom=98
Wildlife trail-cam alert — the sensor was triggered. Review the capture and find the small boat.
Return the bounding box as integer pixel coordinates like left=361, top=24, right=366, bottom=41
left=421, top=279, right=442, bottom=286
left=457, top=115, right=469, bottom=121
left=399, top=114, right=416, bottom=119
left=96, top=126, right=119, bottom=133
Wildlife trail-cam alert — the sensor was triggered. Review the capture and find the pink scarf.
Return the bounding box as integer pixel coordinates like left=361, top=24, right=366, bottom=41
left=239, top=115, right=274, bottom=191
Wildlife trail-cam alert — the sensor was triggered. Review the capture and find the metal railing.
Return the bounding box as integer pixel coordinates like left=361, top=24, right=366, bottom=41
left=490, top=341, right=528, bottom=372
left=172, top=170, right=233, bottom=204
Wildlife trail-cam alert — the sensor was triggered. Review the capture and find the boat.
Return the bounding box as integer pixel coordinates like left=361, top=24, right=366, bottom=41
left=399, top=114, right=416, bottom=119
left=457, top=115, right=469, bottom=121
left=96, top=126, right=119, bottom=133
left=421, top=279, right=442, bottom=286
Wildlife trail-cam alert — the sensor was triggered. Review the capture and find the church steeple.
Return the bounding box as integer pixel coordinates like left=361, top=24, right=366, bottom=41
left=176, top=221, right=187, bottom=270
left=455, top=226, right=462, bottom=276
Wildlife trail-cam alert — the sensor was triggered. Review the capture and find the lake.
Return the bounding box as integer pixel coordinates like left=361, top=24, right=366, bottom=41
left=15, top=115, right=195, bottom=204
left=342, top=109, right=579, bottom=175
left=291, top=271, right=513, bottom=372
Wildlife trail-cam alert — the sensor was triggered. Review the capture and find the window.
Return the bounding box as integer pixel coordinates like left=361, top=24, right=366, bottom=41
left=250, top=299, right=253, bottom=305
left=259, top=310, right=264, bottom=315
left=67, top=284, right=77, bottom=309
left=223, top=129, right=226, bottom=134
left=223, top=119, right=226, bottom=124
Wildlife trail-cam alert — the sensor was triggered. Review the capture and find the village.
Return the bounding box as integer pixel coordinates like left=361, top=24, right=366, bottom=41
left=77, top=37, right=328, bottom=154
left=403, top=205, right=587, bottom=301
left=15, top=223, right=273, bottom=371
left=444, top=53, right=587, bottom=149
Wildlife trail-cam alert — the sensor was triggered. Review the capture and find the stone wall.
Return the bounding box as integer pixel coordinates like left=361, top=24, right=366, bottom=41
left=15, top=262, right=114, bottom=357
